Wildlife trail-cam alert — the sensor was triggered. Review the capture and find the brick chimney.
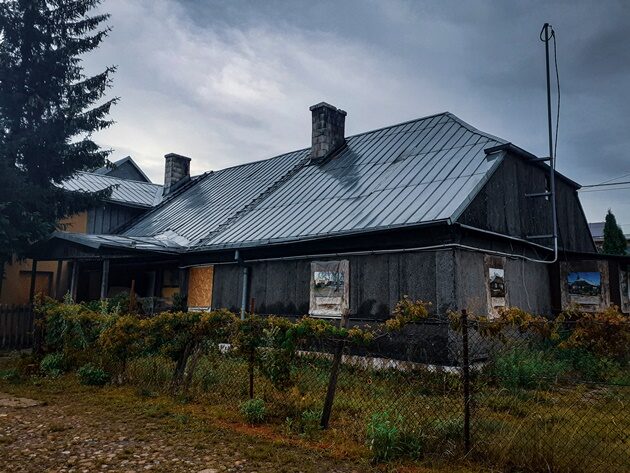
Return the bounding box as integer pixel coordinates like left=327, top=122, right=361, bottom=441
left=163, top=153, right=191, bottom=196
left=310, top=102, right=347, bottom=163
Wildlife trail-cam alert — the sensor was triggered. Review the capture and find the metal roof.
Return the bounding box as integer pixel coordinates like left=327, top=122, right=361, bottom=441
left=122, top=149, right=310, bottom=242
left=49, top=231, right=182, bottom=254
left=204, top=113, right=507, bottom=249
left=94, top=156, right=153, bottom=183
left=118, top=112, right=511, bottom=251
left=63, top=172, right=163, bottom=208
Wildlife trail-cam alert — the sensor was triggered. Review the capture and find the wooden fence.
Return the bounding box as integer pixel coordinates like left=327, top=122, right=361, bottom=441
left=0, top=304, right=35, bottom=350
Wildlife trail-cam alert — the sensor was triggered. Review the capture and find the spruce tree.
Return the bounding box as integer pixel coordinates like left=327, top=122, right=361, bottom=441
left=602, top=210, right=627, bottom=255
left=0, top=0, right=117, bottom=264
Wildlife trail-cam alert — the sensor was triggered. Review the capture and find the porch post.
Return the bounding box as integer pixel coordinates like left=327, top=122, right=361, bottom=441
left=29, top=259, right=38, bottom=303
left=100, top=259, right=110, bottom=300
left=55, top=260, right=64, bottom=299
left=70, top=261, right=79, bottom=301
left=147, top=271, right=157, bottom=298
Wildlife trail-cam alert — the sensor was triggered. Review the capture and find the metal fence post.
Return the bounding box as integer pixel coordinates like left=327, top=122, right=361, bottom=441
left=462, top=309, right=471, bottom=453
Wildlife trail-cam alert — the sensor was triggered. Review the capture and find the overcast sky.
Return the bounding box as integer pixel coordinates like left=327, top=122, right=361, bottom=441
left=86, top=0, right=630, bottom=228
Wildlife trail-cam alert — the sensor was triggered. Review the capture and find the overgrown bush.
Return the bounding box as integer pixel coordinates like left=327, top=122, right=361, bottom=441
left=77, top=363, right=110, bottom=386
left=240, top=398, right=266, bottom=424
left=40, top=352, right=66, bottom=377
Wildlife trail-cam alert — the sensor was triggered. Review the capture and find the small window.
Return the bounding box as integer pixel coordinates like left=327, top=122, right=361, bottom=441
left=309, top=260, right=349, bottom=317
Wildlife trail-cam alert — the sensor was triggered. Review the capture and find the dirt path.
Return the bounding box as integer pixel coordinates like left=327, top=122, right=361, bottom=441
left=0, top=384, right=369, bottom=473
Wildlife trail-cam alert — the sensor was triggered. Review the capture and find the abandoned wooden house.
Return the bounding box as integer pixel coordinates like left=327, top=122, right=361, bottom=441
left=30, top=103, right=630, bottom=332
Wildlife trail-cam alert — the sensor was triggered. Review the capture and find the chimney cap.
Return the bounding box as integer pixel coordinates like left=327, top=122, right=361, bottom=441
left=309, top=102, right=347, bottom=116
left=164, top=152, right=191, bottom=161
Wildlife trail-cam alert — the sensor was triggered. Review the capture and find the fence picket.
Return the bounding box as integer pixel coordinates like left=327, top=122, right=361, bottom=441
left=0, top=304, right=34, bottom=350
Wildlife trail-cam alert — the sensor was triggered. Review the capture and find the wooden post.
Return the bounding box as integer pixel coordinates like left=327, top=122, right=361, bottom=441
left=54, top=260, right=63, bottom=299
left=320, top=311, right=350, bottom=429
left=248, top=297, right=256, bottom=399
left=29, top=260, right=38, bottom=303
left=129, top=279, right=136, bottom=312
left=70, top=261, right=79, bottom=301
left=462, top=309, right=471, bottom=453
left=100, top=259, right=110, bottom=300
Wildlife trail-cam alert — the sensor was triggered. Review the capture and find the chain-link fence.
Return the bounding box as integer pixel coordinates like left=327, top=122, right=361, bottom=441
left=119, top=311, right=629, bottom=472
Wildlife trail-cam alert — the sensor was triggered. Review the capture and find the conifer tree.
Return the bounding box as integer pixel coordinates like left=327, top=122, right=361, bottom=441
left=602, top=210, right=627, bottom=255
left=0, top=0, right=117, bottom=263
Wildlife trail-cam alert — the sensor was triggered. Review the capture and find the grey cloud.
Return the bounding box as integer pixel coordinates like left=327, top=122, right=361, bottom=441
left=87, top=0, right=630, bottom=225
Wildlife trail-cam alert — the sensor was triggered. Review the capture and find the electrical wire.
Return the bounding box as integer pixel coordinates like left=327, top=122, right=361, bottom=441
left=595, top=171, right=630, bottom=186
left=579, top=185, right=630, bottom=193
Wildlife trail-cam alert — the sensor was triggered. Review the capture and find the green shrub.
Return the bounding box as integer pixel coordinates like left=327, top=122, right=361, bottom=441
left=77, top=363, right=110, bottom=386
left=196, top=363, right=219, bottom=391
left=557, top=348, right=618, bottom=382
left=40, top=352, right=65, bottom=377
left=366, top=412, right=400, bottom=462
left=492, top=348, right=568, bottom=390
left=0, top=368, right=20, bottom=383
left=299, top=409, right=321, bottom=437
left=240, top=398, right=266, bottom=424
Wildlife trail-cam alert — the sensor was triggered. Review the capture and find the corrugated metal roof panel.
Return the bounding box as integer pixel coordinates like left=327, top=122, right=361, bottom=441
left=62, top=172, right=163, bottom=208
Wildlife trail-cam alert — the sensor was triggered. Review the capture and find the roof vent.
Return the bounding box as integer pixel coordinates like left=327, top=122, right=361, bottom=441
left=163, top=153, right=191, bottom=196
left=310, top=102, right=346, bottom=163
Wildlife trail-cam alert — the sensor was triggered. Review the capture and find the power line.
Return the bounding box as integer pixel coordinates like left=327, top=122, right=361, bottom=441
left=579, top=185, right=630, bottom=193
left=595, top=171, right=630, bottom=186
left=579, top=180, right=630, bottom=189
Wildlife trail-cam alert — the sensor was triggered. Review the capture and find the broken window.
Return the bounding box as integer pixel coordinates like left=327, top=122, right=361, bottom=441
left=485, top=256, right=506, bottom=317
left=309, top=260, right=349, bottom=317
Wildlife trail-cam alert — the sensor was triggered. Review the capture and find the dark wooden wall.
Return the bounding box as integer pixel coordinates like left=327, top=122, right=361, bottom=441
left=457, top=154, right=595, bottom=253
left=211, top=250, right=457, bottom=320
left=87, top=203, right=145, bottom=234
left=106, top=160, right=150, bottom=182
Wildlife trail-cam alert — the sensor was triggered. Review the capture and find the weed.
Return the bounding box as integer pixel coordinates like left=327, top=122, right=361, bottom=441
left=491, top=348, right=567, bottom=390
left=240, top=398, right=266, bottom=424
left=366, top=411, right=400, bottom=462
left=0, top=368, right=20, bottom=383
left=40, top=352, right=65, bottom=377
left=77, top=363, right=110, bottom=386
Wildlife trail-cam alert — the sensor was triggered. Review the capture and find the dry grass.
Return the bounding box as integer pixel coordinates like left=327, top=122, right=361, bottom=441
left=123, top=351, right=630, bottom=473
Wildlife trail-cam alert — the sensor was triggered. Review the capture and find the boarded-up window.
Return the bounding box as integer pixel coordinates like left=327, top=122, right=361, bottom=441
left=309, top=260, right=349, bottom=317
left=560, top=261, right=609, bottom=312
left=188, top=266, right=214, bottom=308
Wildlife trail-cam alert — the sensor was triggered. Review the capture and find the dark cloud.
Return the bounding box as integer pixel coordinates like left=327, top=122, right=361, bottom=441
left=88, top=0, right=630, bottom=225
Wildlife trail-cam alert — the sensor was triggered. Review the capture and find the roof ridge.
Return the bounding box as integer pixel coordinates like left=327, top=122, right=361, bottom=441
left=75, top=170, right=163, bottom=188
left=444, top=113, right=507, bottom=145
left=195, top=151, right=313, bottom=248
